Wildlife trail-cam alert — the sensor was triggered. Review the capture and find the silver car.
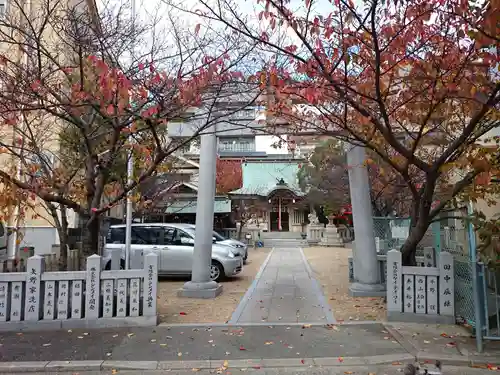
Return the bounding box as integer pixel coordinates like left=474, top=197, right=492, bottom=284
left=181, top=224, right=248, bottom=263
left=103, top=223, right=243, bottom=282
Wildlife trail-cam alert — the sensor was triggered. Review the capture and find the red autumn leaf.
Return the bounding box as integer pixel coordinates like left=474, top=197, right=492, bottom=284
left=216, top=158, right=243, bottom=193
left=179, top=312, right=187, bottom=315
left=239, top=345, right=246, bottom=351
left=300, top=359, right=305, bottom=364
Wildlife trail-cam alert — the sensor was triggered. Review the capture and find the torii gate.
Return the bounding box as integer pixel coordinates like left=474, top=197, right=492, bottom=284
left=170, top=113, right=384, bottom=299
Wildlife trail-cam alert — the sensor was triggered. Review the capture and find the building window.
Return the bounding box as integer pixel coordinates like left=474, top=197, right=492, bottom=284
left=0, top=0, right=6, bottom=18
left=218, top=137, right=255, bottom=152
left=228, top=108, right=256, bottom=120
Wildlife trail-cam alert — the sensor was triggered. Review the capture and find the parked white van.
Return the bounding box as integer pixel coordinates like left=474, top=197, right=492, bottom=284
left=0, top=221, right=8, bottom=262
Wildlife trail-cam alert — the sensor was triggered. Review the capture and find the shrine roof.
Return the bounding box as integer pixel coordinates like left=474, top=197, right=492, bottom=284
left=229, top=161, right=304, bottom=197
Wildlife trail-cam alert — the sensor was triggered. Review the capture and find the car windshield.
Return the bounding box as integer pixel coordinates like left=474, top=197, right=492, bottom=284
left=183, top=226, right=226, bottom=241
left=212, top=231, right=226, bottom=241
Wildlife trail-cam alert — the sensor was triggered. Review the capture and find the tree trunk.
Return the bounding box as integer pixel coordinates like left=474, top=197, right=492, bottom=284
left=237, top=221, right=244, bottom=241
left=400, top=220, right=430, bottom=266
left=81, top=215, right=100, bottom=258
left=57, top=208, right=69, bottom=271
left=45, top=202, right=69, bottom=271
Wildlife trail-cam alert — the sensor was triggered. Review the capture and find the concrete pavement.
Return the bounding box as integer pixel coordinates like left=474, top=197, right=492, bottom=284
left=5, top=366, right=499, bottom=375
left=230, top=247, right=335, bottom=324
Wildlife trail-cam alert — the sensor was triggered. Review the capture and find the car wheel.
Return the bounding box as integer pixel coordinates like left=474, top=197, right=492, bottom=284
left=210, top=260, right=224, bottom=282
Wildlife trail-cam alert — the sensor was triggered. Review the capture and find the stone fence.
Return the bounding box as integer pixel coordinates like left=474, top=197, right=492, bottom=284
left=307, top=224, right=353, bottom=245
left=348, top=246, right=436, bottom=285
left=386, top=249, right=454, bottom=324
left=0, top=253, right=159, bottom=332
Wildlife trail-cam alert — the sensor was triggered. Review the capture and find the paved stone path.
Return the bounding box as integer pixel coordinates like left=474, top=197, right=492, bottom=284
left=229, top=247, right=335, bottom=324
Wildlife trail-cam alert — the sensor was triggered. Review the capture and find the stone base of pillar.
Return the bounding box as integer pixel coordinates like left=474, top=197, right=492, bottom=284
left=319, top=225, right=344, bottom=247
left=349, top=282, right=386, bottom=297
left=178, top=281, right=223, bottom=299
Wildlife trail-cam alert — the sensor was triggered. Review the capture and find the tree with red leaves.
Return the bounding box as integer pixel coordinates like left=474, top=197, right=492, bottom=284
left=0, top=0, right=253, bottom=262
left=216, top=159, right=243, bottom=194
left=193, top=0, right=500, bottom=265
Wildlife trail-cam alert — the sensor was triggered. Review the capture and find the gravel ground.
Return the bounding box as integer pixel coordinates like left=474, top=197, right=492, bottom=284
left=157, top=247, right=271, bottom=323
left=303, top=246, right=386, bottom=322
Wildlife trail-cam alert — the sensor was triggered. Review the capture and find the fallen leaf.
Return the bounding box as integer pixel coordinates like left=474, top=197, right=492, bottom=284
left=150, top=339, right=157, bottom=343
left=424, top=340, right=430, bottom=344
left=300, top=359, right=305, bottom=364
left=302, top=324, right=312, bottom=328
left=440, top=333, right=449, bottom=338
left=111, top=370, right=118, bottom=375
left=179, top=312, right=187, bottom=315
left=392, top=362, right=402, bottom=365
left=239, top=346, right=246, bottom=351
left=344, top=372, right=353, bottom=374
left=77, top=336, right=84, bottom=339
left=446, top=342, right=456, bottom=347
left=383, top=336, right=390, bottom=340
left=112, top=334, right=119, bottom=338
left=192, top=368, right=201, bottom=372
left=127, top=333, right=135, bottom=338
left=252, top=366, right=261, bottom=369
left=208, top=340, right=214, bottom=343
left=225, top=351, right=231, bottom=356
left=265, top=341, right=274, bottom=345
left=160, top=344, right=168, bottom=347
left=178, top=352, right=183, bottom=357
left=338, top=357, right=344, bottom=362
left=42, top=343, right=51, bottom=347
left=223, top=360, right=229, bottom=368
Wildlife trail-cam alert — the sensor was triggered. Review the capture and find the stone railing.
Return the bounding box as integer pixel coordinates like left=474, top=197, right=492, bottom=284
left=307, top=224, right=324, bottom=244
left=386, top=249, right=454, bottom=324
left=348, top=247, right=436, bottom=286
left=338, top=226, right=354, bottom=243
left=0, top=253, right=159, bottom=331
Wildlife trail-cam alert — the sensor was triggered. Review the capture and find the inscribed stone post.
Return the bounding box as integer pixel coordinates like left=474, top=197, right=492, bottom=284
left=427, top=275, right=438, bottom=315
left=143, top=253, right=158, bottom=316
left=129, top=278, right=140, bottom=317
left=116, top=279, right=127, bottom=317
left=57, top=281, right=69, bottom=320
left=25, top=255, right=43, bottom=321
left=10, top=282, right=22, bottom=321
left=102, top=279, right=114, bottom=318
left=71, top=280, right=83, bottom=319
left=424, top=247, right=436, bottom=267
left=43, top=281, right=55, bottom=320
left=439, top=252, right=454, bottom=316
left=85, top=255, right=101, bottom=319
left=386, top=250, right=402, bottom=313
left=415, top=276, right=426, bottom=314
left=403, top=274, right=415, bottom=313
left=0, top=282, right=8, bottom=321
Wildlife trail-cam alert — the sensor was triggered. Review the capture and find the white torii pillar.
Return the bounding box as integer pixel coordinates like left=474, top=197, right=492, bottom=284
left=178, top=130, right=223, bottom=298
left=345, top=144, right=385, bottom=296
